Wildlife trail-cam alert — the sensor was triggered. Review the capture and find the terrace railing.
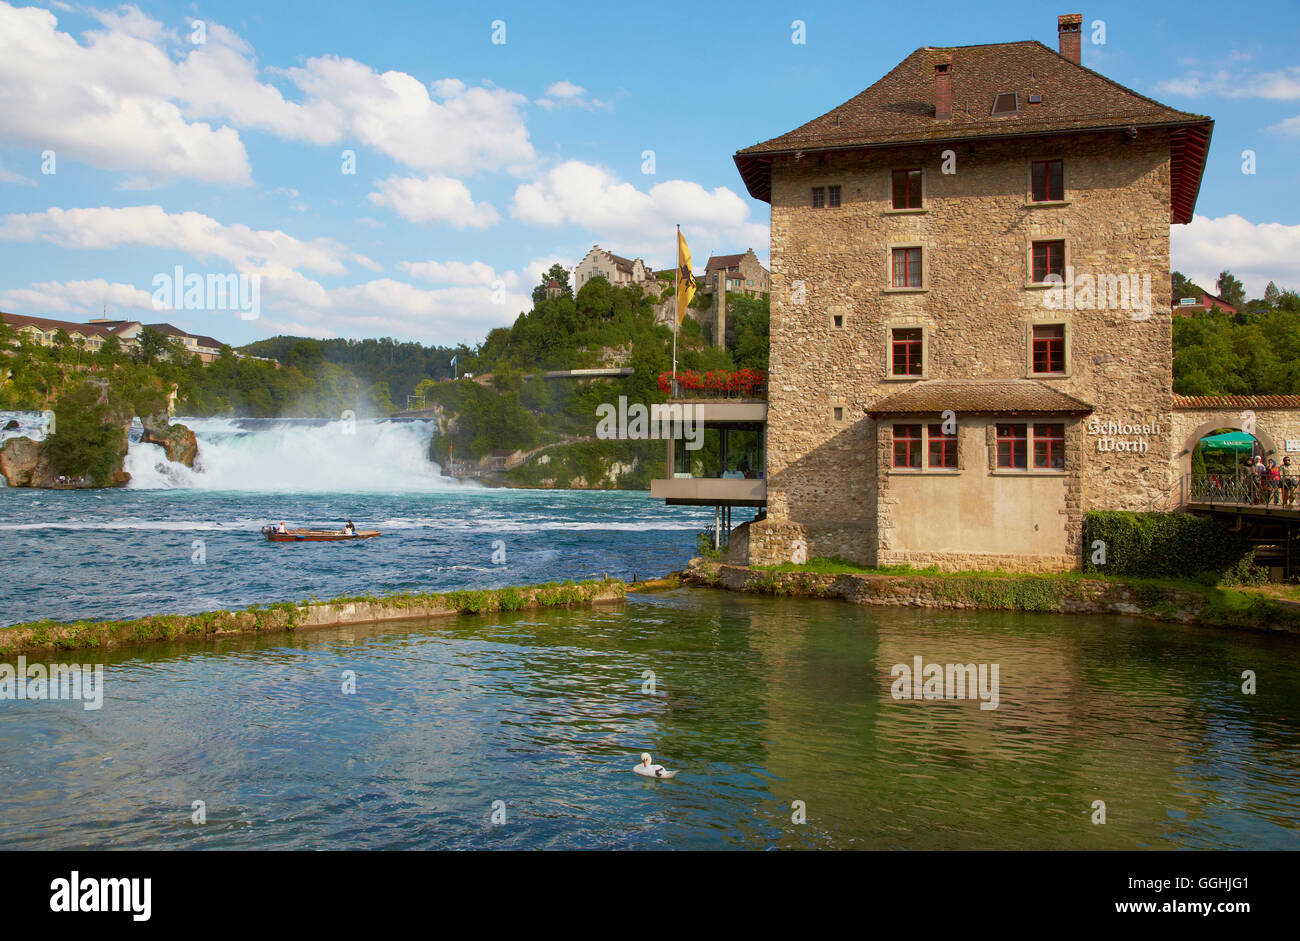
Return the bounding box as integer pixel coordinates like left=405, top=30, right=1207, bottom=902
left=1182, top=472, right=1298, bottom=508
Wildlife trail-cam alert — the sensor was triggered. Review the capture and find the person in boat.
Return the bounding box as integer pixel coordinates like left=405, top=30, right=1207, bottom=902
left=343, top=520, right=356, bottom=535
left=276, top=521, right=288, bottom=534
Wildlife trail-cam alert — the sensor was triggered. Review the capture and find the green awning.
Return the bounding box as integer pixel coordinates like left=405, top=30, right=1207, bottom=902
left=1198, top=432, right=1257, bottom=453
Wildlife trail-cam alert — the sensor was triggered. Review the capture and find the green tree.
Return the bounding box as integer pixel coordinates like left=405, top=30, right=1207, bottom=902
left=44, top=382, right=127, bottom=486
left=1263, top=281, right=1282, bottom=308
left=1171, top=271, right=1198, bottom=303
left=96, top=334, right=122, bottom=364
left=531, top=263, right=574, bottom=306
left=136, top=326, right=169, bottom=364
left=1216, top=270, right=1246, bottom=309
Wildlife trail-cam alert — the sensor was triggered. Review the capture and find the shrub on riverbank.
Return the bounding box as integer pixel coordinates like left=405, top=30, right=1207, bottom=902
left=1082, top=511, right=1264, bottom=584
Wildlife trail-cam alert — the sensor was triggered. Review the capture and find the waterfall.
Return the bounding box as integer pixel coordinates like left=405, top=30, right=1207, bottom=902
left=124, top=417, right=462, bottom=492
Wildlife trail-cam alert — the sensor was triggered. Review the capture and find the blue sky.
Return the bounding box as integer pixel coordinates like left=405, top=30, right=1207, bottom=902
left=0, top=0, right=1297, bottom=348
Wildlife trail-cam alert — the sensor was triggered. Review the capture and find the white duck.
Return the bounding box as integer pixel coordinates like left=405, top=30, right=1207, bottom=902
left=634, top=752, right=677, bottom=779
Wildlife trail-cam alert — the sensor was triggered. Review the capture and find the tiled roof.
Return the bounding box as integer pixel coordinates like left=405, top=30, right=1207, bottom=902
left=706, top=253, right=745, bottom=272
left=734, top=40, right=1212, bottom=220
left=145, top=323, right=224, bottom=349
left=1174, top=394, right=1300, bottom=410
left=1, top=312, right=127, bottom=339
left=867, top=378, right=1094, bottom=416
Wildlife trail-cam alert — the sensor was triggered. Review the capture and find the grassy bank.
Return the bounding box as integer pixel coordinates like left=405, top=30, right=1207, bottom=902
left=0, top=578, right=625, bottom=658
left=691, top=559, right=1300, bottom=636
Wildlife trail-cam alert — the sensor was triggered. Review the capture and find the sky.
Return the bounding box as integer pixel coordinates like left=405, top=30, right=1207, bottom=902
left=0, top=0, right=1297, bottom=348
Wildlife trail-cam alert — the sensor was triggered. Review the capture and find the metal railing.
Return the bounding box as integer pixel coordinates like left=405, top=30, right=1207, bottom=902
left=1183, top=472, right=1299, bottom=508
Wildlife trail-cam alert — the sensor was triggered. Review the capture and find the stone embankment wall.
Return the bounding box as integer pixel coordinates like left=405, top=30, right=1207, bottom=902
left=0, top=579, right=626, bottom=657
left=686, top=560, right=1300, bottom=636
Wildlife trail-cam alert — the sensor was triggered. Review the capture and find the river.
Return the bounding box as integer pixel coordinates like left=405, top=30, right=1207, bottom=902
left=1, top=418, right=1298, bottom=849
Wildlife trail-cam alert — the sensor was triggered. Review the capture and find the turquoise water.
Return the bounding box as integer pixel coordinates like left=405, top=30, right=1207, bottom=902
left=1, top=589, right=1298, bottom=850
left=0, top=487, right=712, bottom=626
left=2, top=421, right=1298, bottom=849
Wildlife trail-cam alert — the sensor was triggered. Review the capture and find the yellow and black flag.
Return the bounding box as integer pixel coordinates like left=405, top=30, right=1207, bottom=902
left=676, top=228, right=696, bottom=325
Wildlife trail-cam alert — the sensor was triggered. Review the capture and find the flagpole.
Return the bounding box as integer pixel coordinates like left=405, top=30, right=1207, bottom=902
left=672, top=225, right=679, bottom=398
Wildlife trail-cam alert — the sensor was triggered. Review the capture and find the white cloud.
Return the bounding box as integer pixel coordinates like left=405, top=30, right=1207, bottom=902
left=0, top=2, right=536, bottom=186
left=0, top=205, right=351, bottom=275
left=177, top=23, right=342, bottom=145
left=535, top=80, right=611, bottom=112
left=1172, top=214, right=1300, bottom=298
left=284, top=57, right=535, bottom=174
left=0, top=278, right=155, bottom=315
left=352, top=253, right=382, bottom=273
left=0, top=2, right=252, bottom=187
left=511, top=160, right=769, bottom=260
left=368, top=175, right=499, bottom=228
left=1157, top=65, right=1300, bottom=99
left=397, top=259, right=517, bottom=287
left=0, top=163, right=36, bottom=186
left=294, top=278, right=532, bottom=343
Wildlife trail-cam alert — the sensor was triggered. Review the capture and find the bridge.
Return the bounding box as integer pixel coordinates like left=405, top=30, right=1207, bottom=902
left=1180, top=475, right=1300, bottom=578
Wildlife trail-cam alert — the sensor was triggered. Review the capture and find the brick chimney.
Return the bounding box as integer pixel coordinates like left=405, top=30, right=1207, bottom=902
left=934, top=55, right=952, bottom=121
left=1058, top=13, right=1083, bottom=64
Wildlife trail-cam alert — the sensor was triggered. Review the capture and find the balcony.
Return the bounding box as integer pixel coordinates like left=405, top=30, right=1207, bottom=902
left=657, top=368, right=767, bottom=401
left=649, top=398, right=767, bottom=507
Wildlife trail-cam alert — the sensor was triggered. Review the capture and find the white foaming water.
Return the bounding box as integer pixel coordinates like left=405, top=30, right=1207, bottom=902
left=125, top=417, right=461, bottom=492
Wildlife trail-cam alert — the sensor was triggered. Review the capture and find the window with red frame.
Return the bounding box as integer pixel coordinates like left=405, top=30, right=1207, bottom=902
left=892, top=169, right=922, bottom=209
left=927, top=424, right=957, bottom=468
left=892, top=247, right=922, bottom=288
left=1031, top=159, right=1064, bottom=202
left=1032, top=324, right=1066, bottom=373
left=996, top=423, right=1027, bottom=469
left=1033, top=423, right=1065, bottom=469
left=1031, top=240, right=1065, bottom=283
left=893, top=424, right=922, bottom=468
left=891, top=327, right=923, bottom=375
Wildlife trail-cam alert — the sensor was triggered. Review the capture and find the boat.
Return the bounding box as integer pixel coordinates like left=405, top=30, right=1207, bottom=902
left=261, top=526, right=381, bottom=542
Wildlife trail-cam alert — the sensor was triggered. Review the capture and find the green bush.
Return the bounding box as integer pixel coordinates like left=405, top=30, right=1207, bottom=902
left=44, top=382, right=128, bottom=486
left=1082, top=511, right=1255, bottom=580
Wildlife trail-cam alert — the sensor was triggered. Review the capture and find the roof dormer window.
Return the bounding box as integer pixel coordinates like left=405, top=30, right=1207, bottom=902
left=991, top=92, right=1019, bottom=116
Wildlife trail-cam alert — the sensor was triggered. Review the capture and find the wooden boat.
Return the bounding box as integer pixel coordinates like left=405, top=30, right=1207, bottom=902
left=261, top=526, right=381, bottom=543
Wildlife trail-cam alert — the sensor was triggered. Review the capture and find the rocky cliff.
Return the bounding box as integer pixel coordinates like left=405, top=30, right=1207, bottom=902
left=140, top=410, right=198, bottom=467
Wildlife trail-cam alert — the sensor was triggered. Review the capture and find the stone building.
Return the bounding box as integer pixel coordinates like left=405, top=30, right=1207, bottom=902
left=698, top=249, right=772, bottom=298
left=725, top=14, right=1218, bottom=571
left=572, top=245, right=657, bottom=292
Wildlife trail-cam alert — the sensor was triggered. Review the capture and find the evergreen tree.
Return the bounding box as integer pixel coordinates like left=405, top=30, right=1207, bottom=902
left=1216, top=270, right=1246, bottom=309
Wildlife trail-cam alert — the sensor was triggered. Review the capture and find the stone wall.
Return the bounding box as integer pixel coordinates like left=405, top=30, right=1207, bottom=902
left=760, top=130, right=1176, bottom=569
left=1171, top=405, right=1300, bottom=487
left=687, top=561, right=1300, bottom=636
